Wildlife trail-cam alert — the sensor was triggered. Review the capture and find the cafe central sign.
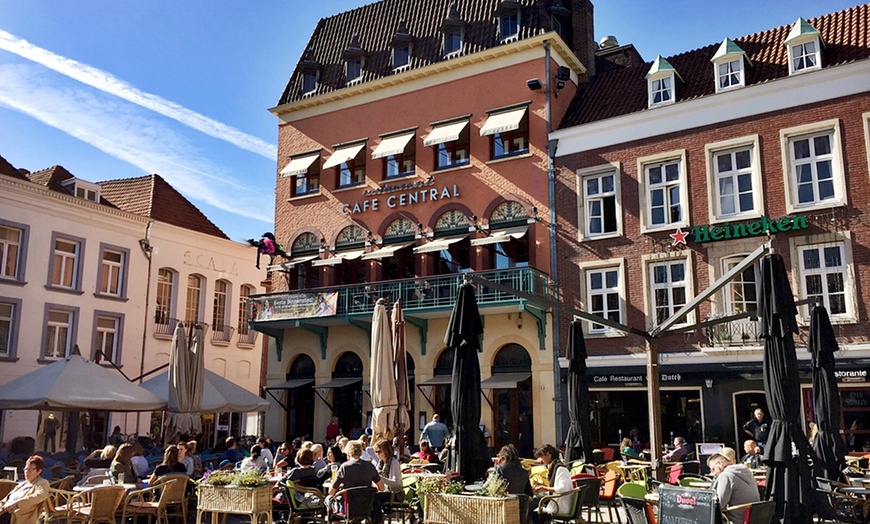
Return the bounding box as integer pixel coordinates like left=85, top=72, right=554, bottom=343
left=341, top=176, right=460, bottom=215
left=670, top=214, right=808, bottom=246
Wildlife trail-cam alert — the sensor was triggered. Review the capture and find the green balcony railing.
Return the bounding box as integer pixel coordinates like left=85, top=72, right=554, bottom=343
left=250, top=267, right=551, bottom=323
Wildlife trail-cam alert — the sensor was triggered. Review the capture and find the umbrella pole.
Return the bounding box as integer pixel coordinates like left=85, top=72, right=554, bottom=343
left=647, top=338, right=664, bottom=481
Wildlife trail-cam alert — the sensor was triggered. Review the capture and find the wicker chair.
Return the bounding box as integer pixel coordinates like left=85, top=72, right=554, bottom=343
left=121, top=478, right=180, bottom=524
left=67, top=485, right=126, bottom=524
left=326, top=486, right=377, bottom=524
left=49, top=476, right=76, bottom=491
left=41, top=487, right=79, bottom=524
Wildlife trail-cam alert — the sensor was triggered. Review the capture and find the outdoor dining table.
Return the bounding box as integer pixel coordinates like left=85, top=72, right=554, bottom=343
left=73, top=483, right=140, bottom=492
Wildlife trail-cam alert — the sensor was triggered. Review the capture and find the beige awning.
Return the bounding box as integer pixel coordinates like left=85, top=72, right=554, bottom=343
left=419, top=375, right=453, bottom=386
left=360, top=242, right=414, bottom=260
left=470, top=226, right=528, bottom=246
left=372, top=133, right=414, bottom=159
left=423, top=121, right=468, bottom=147
left=316, top=377, right=362, bottom=389
left=279, top=153, right=319, bottom=177
left=480, top=372, right=532, bottom=389
left=266, top=254, right=319, bottom=272
left=480, top=107, right=527, bottom=136
left=311, top=249, right=366, bottom=267
left=323, top=143, right=366, bottom=169
left=413, top=235, right=467, bottom=254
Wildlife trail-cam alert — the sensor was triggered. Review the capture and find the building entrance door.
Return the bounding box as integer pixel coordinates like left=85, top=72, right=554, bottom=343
left=493, top=379, right=534, bottom=456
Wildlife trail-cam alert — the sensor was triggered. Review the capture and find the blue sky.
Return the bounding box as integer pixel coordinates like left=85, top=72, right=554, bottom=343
left=0, top=0, right=859, bottom=242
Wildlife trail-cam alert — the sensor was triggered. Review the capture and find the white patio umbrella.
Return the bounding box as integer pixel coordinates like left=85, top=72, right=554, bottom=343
left=141, top=369, right=269, bottom=413
left=0, top=354, right=166, bottom=411
left=370, top=298, right=399, bottom=439
left=165, top=322, right=205, bottom=443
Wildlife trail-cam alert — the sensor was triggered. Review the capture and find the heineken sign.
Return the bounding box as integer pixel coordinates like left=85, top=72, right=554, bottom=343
left=670, top=215, right=808, bottom=245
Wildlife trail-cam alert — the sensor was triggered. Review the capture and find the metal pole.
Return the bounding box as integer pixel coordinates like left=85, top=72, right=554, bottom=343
left=647, top=338, right=664, bottom=481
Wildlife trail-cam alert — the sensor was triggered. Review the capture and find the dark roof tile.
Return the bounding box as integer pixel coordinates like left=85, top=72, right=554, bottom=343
left=0, top=155, right=26, bottom=180
left=560, top=3, right=870, bottom=128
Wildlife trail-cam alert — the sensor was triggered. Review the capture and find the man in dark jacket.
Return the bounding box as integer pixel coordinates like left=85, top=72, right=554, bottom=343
left=742, top=409, right=771, bottom=450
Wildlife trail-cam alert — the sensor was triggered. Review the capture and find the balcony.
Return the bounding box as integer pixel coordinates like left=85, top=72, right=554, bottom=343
left=704, top=317, right=762, bottom=348
left=211, top=324, right=235, bottom=344
left=249, top=268, right=552, bottom=356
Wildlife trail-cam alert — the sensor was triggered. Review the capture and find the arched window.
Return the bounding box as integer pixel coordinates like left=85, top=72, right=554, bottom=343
left=237, top=284, right=257, bottom=343
left=487, top=202, right=529, bottom=269
left=290, top=233, right=320, bottom=290
left=335, top=226, right=367, bottom=285
left=431, top=210, right=470, bottom=274
left=333, top=352, right=364, bottom=435
left=381, top=218, right=416, bottom=280
left=491, top=343, right=533, bottom=455
left=212, top=280, right=231, bottom=339
left=185, top=274, right=204, bottom=323
left=432, top=347, right=455, bottom=428
left=155, top=268, right=176, bottom=327
left=290, top=354, right=316, bottom=377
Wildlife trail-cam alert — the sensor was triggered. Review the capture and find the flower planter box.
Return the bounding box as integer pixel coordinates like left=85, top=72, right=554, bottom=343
left=423, top=493, right=520, bottom=524
left=196, top=485, right=272, bottom=524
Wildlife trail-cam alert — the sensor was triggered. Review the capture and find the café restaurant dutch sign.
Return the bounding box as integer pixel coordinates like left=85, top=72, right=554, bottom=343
left=670, top=214, right=808, bottom=245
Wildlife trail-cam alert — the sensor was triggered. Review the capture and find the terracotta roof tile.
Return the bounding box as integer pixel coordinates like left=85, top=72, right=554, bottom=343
left=99, top=174, right=229, bottom=239
left=279, top=0, right=563, bottom=105
left=560, top=3, right=870, bottom=128
left=25, top=165, right=76, bottom=192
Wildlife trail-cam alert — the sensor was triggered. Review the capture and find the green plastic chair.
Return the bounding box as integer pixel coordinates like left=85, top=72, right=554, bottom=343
left=617, top=481, right=647, bottom=499
left=677, top=475, right=707, bottom=487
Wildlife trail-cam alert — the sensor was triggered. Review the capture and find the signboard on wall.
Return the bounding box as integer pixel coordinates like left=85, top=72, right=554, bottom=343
left=253, top=291, right=338, bottom=321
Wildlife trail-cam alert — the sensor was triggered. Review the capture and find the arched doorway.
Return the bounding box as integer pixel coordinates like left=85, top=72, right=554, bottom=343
left=285, top=355, right=315, bottom=441
left=433, top=347, right=455, bottom=428
left=333, top=352, right=364, bottom=437
left=488, top=343, right=534, bottom=456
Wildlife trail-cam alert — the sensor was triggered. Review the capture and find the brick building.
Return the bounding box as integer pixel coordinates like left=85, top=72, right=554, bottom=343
left=252, top=0, right=596, bottom=452
left=552, top=5, right=870, bottom=450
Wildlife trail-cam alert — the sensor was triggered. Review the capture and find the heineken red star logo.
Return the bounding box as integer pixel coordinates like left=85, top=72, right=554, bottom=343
left=670, top=227, right=689, bottom=246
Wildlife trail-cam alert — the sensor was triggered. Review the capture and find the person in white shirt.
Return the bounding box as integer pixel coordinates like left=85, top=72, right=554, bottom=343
left=257, top=437, right=274, bottom=467
left=530, top=444, right=573, bottom=523
left=239, top=445, right=267, bottom=471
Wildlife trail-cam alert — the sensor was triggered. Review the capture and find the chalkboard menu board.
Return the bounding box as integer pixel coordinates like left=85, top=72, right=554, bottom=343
left=658, top=486, right=721, bottom=524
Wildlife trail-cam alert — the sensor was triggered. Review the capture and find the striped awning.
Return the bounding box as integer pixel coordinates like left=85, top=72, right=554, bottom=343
left=279, top=153, right=319, bottom=177
left=480, top=107, right=527, bottom=136
left=423, top=121, right=468, bottom=147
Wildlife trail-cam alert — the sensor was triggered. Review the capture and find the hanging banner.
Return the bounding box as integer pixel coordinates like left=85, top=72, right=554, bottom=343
left=253, top=291, right=338, bottom=321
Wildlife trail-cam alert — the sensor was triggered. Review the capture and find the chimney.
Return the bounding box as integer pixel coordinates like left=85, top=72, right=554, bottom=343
left=570, top=0, right=596, bottom=79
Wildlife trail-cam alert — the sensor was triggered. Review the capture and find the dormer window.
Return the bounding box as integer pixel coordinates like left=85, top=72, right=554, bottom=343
left=493, top=0, right=522, bottom=43
left=441, top=2, right=465, bottom=57
left=646, top=55, right=680, bottom=108
left=785, top=18, right=822, bottom=75
left=62, top=178, right=100, bottom=202
left=302, top=71, right=318, bottom=95
left=346, top=58, right=363, bottom=83
left=711, top=38, right=749, bottom=93
left=393, top=44, right=411, bottom=70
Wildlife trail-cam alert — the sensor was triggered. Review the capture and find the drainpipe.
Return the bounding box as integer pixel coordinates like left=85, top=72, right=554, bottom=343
left=137, top=221, right=154, bottom=434
left=544, top=40, right=564, bottom=446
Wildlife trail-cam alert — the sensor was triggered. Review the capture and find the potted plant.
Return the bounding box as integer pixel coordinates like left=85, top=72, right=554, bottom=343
left=423, top=472, right=520, bottom=524
left=197, top=469, right=271, bottom=518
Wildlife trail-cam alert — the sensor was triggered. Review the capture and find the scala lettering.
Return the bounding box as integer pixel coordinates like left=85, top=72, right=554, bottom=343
left=692, top=215, right=807, bottom=243
left=183, top=251, right=239, bottom=275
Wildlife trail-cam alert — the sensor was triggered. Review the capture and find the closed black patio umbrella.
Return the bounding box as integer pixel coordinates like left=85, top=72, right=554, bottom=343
left=446, top=282, right=490, bottom=482
left=564, top=319, right=594, bottom=463
left=810, top=304, right=846, bottom=481
left=760, top=254, right=813, bottom=524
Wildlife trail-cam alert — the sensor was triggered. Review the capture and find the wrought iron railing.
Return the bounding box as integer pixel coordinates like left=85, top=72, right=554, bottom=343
left=250, top=267, right=551, bottom=323
left=153, top=316, right=179, bottom=336
left=211, top=324, right=235, bottom=343
left=704, top=317, right=762, bottom=347
left=238, top=329, right=258, bottom=345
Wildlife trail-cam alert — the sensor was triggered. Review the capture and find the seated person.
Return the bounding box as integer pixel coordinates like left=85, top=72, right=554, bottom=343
left=283, top=449, right=318, bottom=485
left=0, top=455, right=49, bottom=524
left=663, top=437, right=690, bottom=462
left=494, top=444, right=532, bottom=497
left=412, top=440, right=437, bottom=463
left=110, top=443, right=138, bottom=484
left=84, top=445, right=117, bottom=469
left=240, top=445, right=267, bottom=471
left=708, top=447, right=759, bottom=524
left=740, top=440, right=763, bottom=469
left=529, top=444, right=573, bottom=524
left=620, top=438, right=641, bottom=460
left=219, top=437, right=246, bottom=466
left=148, top=446, right=187, bottom=486
left=328, top=441, right=384, bottom=522
left=274, top=442, right=294, bottom=470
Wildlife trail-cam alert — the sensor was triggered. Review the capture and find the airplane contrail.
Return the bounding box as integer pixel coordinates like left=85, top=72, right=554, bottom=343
left=0, top=29, right=277, bottom=160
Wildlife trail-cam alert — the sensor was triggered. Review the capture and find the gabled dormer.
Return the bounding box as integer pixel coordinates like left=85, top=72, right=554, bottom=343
left=711, top=38, right=751, bottom=93
left=342, top=33, right=366, bottom=84
left=493, top=0, right=522, bottom=43
left=646, top=56, right=681, bottom=108
left=785, top=17, right=823, bottom=75
left=392, top=21, right=413, bottom=71
left=61, top=177, right=101, bottom=202
left=298, top=47, right=321, bottom=97
left=440, top=1, right=465, bottom=57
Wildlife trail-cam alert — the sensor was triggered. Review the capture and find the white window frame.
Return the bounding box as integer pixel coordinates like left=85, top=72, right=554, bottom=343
left=863, top=112, right=870, bottom=183
left=576, top=163, right=622, bottom=240
left=155, top=267, right=176, bottom=325
left=185, top=274, right=204, bottom=323
left=443, top=28, right=463, bottom=57
left=346, top=57, right=364, bottom=84
left=393, top=43, right=411, bottom=71
left=578, top=259, right=626, bottom=337
left=499, top=10, right=520, bottom=42
left=714, top=57, right=745, bottom=92
left=721, top=255, right=760, bottom=316
left=647, top=74, right=675, bottom=108
left=238, top=284, right=254, bottom=336
left=705, top=135, right=763, bottom=223
left=789, top=232, right=857, bottom=324
left=788, top=37, right=822, bottom=75
left=93, top=312, right=123, bottom=364
left=42, top=305, right=77, bottom=360
left=49, top=235, right=84, bottom=291
left=638, top=150, right=689, bottom=233
left=97, top=244, right=129, bottom=299
left=780, top=120, right=846, bottom=214
left=302, top=71, right=318, bottom=95
left=642, top=253, right=695, bottom=330
left=0, top=222, right=26, bottom=282
left=0, top=298, right=21, bottom=359
left=213, top=279, right=230, bottom=329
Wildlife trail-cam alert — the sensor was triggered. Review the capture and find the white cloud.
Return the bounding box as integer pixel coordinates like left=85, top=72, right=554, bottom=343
left=0, top=63, right=273, bottom=223
left=0, top=29, right=277, bottom=159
